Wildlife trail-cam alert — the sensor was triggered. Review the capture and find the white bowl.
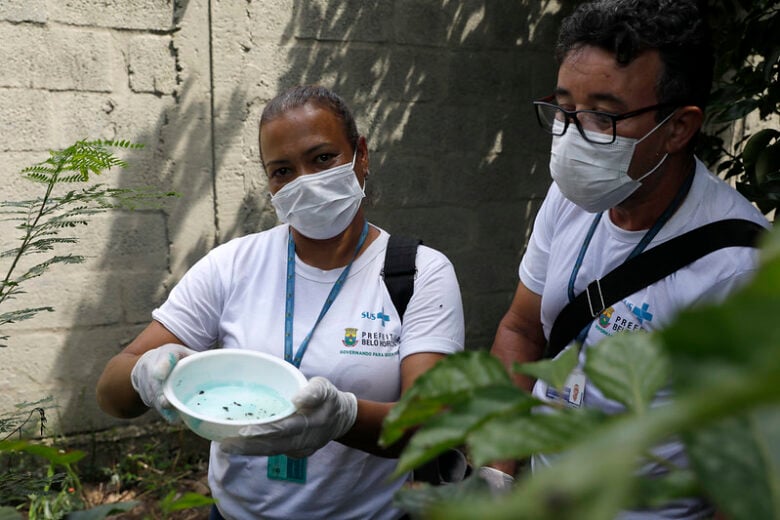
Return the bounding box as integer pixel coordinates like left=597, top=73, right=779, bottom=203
left=163, top=349, right=307, bottom=442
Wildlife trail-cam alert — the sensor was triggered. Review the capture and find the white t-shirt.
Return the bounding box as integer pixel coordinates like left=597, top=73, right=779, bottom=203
left=521, top=159, right=768, bottom=519
left=152, top=224, right=465, bottom=520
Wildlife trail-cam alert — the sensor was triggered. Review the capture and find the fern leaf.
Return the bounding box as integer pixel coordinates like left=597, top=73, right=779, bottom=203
left=0, top=307, right=55, bottom=327
left=17, top=255, right=85, bottom=282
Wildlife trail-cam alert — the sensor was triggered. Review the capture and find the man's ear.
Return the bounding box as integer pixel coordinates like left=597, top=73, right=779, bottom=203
left=665, top=106, right=704, bottom=153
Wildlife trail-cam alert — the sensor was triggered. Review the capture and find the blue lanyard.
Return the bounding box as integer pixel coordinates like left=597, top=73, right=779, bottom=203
left=284, top=221, right=369, bottom=368
left=567, top=171, right=695, bottom=342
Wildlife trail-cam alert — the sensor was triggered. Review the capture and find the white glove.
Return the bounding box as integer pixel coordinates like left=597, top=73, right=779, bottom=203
left=477, top=466, right=515, bottom=496
left=219, top=376, right=358, bottom=458
left=130, top=343, right=195, bottom=422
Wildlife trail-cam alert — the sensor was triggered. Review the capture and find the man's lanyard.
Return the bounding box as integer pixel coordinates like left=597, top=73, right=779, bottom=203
left=284, top=220, right=369, bottom=368
left=567, top=171, right=695, bottom=343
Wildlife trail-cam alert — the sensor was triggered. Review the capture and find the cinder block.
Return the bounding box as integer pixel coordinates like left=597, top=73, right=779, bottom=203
left=129, top=35, right=177, bottom=94
left=0, top=89, right=53, bottom=152
left=86, top=211, right=169, bottom=271
left=284, top=0, right=392, bottom=43
left=0, top=0, right=47, bottom=23
left=0, top=25, right=46, bottom=89
left=122, top=274, right=169, bottom=324
left=393, top=0, right=449, bottom=47
left=50, top=91, right=172, bottom=150
left=43, top=28, right=115, bottom=92
left=0, top=25, right=114, bottom=92
left=50, top=0, right=173, bottom=31
left=4, top=267, right=124, bottom=329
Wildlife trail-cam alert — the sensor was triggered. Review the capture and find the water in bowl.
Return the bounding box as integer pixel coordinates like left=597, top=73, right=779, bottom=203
left=184, top=383, right=294, bottom=422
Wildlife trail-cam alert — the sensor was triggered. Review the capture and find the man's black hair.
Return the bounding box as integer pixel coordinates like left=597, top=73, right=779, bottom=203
left=556, top=0, right=714, bottom=114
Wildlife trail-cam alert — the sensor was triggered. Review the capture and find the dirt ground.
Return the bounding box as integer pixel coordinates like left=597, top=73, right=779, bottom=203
left=65, top=422, right=214, bottom=519
left=81, top=473, right=212, bottom=519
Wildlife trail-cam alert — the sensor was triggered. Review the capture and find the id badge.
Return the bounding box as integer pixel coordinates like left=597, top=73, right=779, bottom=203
left=545, top=369, right=586, bottom=408
left=267, top=454, right=307, bottom=484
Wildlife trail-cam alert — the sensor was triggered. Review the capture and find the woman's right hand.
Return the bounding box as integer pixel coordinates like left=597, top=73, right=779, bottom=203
left=130, top=343, right=195, bottom=422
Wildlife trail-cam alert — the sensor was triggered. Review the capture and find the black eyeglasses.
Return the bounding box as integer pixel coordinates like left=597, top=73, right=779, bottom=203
left=533, top=95, right=676, bottom=144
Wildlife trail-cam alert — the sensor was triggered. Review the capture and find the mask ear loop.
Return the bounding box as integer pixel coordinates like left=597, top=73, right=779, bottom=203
left=633, top=109, right=678, bottom=183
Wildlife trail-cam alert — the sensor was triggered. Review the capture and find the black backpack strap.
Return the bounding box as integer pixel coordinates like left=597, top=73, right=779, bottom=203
left=546, top=218, right=765, bottom=359
left=383, top=235, right=422, bottom=322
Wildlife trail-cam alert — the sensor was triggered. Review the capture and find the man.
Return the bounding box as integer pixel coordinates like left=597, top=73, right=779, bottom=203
left=490, top=0, right=768, bottom=517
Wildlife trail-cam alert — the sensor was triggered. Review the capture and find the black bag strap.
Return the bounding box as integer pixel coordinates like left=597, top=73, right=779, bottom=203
left=546, top=218, right=765, bottom=359
left=383, top=234, right=422, bottom=322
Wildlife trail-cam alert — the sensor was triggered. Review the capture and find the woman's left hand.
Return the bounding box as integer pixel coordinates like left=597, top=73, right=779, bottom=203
left=219, top=376, right=358, bottom=458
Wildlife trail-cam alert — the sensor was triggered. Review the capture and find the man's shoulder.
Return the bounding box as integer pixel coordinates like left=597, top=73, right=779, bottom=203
left=692, top=160, right=769, bottom=227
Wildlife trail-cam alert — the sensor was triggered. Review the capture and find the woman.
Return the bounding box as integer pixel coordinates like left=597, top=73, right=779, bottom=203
left=96, top=85, right=465, bottom=519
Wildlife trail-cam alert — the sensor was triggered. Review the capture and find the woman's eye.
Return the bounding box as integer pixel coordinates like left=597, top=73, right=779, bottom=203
left=271, top=167, right=291, bottom=178
left=315, top=153, right=335, bottom=164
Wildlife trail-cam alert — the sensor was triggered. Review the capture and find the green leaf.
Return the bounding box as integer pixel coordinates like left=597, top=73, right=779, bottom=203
left=0, top=440, right=85, bottom=466
left=754, top=141, right=780, bottom=185
left=684, top=406, right=780, bottom=520
left=0, top=507, right=22, bottom=520
left=381, top=350, right=512, bottom=447
left=584, top=332, right=670, bottom=414
left=65, top=501, right=140, bottom=519
left=467, top=408, right=605, bottom=467
left=635, top=469, right=700, bottom=510
left=393, top=386, right=535, bottom=475
left=160, top=491, right=216, bottom=512
left=660, top=233, right=780, bottom=383
left=743, top=129, right=780, bottom=169
left=394, top=472, right=494, bottom=519
left=514, top=343, right=579, bottom=391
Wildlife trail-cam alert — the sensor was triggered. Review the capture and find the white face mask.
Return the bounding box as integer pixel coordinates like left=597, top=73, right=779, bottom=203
left=270, top=150, right=365, bottom=239
left=549, top=111, right=675, bottom=213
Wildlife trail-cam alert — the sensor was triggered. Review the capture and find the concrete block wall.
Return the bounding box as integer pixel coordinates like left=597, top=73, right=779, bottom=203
left=0, top=0, right=566, bottom=435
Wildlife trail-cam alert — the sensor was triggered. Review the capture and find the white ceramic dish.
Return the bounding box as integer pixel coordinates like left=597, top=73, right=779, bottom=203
left=163, top=349, right=307, bottom=442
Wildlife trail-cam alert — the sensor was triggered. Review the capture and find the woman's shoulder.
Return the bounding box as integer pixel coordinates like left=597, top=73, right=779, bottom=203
left=208, top=224, right=288, bottom=258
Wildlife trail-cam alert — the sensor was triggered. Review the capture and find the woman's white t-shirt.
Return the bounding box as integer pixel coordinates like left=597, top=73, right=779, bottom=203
left=153, top=224, right=465, bottom=520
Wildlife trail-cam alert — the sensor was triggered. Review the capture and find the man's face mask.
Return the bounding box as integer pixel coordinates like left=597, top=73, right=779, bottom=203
left=549, top=111, right=675, bottom=213
left=270, top=150, right=365, bottom=239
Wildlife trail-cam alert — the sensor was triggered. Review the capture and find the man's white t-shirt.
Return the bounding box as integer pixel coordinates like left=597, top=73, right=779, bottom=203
left=152, top=224, right=465, bottom=520
left=521, top=159, right=768, bottom=519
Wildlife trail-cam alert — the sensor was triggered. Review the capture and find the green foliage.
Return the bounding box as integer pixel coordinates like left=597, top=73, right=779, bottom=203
left=160, top=491, right=216, bottom=515
left=0, top=139, right=178, bottom=346
left=383, top=225, right=780, bottom=519
left=699, top=0, right=780, bottom=214
left=0, top=140, right=196, bottom=518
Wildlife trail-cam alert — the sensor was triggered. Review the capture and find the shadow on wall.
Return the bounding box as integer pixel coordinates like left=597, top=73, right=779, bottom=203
left=266, top=0, right=571, bottom=348
left=52, top=86, right=246, bottom=433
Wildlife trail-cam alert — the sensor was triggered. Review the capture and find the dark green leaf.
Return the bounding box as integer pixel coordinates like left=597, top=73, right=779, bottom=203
left=395, top=472, right=494, bottom=519
left=66, top=501, right=140, bottom=519
left=381, top=350, right=512, bottom=446
left=393, top=386, right=535, bottom=475
left=0, top=507, right=22, bottom=520
left=754, top=142, right=780, bottom=185
left=467, top=408, right=605, bottom=467
left=742, top=129, right=780, bottom=169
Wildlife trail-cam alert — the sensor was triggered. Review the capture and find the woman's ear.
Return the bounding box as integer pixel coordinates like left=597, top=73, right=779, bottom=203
left=665, top=106, right=704, bottom=154
left=357, top=136, right=369, bottom=180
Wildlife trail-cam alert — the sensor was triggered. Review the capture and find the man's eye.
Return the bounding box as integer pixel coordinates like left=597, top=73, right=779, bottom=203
left=271, top=167, right=291, bottom=178
left=581, top=111, right=614, bottom=130
left=315, top=153, right=335, bottom=164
